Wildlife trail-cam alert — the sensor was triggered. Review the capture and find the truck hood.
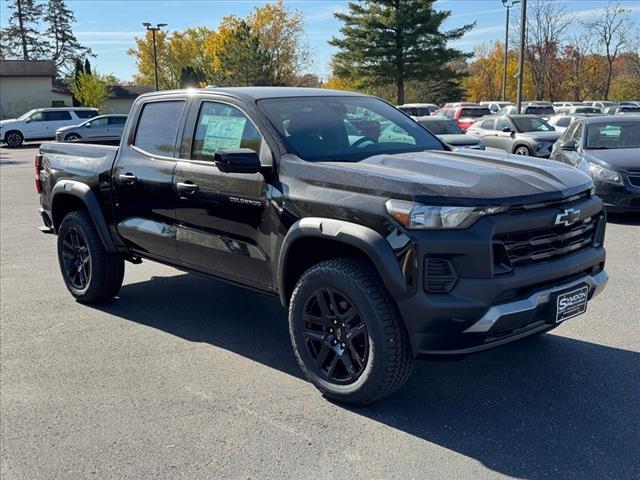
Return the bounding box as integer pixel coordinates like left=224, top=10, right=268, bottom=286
left=583, top=148, right=640, bottom=171
left=437, top=134, right=482, bottom=146
left=304, top=149, right=592, bottom=206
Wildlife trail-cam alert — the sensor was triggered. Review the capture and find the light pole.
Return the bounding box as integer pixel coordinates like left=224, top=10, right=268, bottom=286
left=501, top=0, right=520, bottom=101
left=143, top=22, right=167, bottom=91
left=515, top=0, right=527, bottom=113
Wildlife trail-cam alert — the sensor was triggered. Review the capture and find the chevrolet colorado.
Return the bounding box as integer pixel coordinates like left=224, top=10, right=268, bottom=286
left=37, top=87, right=608, bottom=404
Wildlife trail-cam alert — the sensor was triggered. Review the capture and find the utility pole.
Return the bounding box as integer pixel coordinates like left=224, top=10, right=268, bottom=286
left=501, top=0, right=520, bottom=101
left=143, top=22, right=167, bottom=91
left=515, top=0, right=527, bottom=114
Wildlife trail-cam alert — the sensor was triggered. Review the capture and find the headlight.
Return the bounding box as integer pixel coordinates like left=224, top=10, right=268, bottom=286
left=385, top=200, right=507, bottom=229
left=589, top=162, right=621, bottom=183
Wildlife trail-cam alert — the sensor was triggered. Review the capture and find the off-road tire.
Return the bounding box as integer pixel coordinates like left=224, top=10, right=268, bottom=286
left=289, top=257, right=413, bottom=405
left=57, top=210, right=124, bottom=303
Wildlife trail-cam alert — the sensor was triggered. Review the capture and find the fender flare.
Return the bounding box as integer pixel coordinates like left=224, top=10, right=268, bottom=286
left=51, top=180, right=117, bottom=252
left=277, top=217, right=409, bottom=305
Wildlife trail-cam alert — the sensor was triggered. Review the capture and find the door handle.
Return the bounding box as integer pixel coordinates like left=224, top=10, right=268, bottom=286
left=119, top=173, right=138, bottom=185
left=176, top=181, right=199, bottom=197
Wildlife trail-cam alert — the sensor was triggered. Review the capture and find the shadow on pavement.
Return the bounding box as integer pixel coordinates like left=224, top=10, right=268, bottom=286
left=607, top=212, right=640, bottom=226
left=96, top=273, right=640, bottom=480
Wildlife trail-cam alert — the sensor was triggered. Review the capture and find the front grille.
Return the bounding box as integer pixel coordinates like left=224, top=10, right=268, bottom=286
left=626, top=170, right=640, bottom=187
left=494, top=215, right=600, bottom=268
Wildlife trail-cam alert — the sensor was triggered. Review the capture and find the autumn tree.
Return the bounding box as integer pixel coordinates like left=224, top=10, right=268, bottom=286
left=583, top=1, right=634, bottom=100
left=68, top=71, right=109, bottom=109
left=0, top=0, right=46, bottom=60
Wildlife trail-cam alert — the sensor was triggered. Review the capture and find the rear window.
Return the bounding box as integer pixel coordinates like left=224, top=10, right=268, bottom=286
left=556, top=117, right=572, bottom=127
left=75, top=110, right=98, bottom=119
left=419, top=120, right=462, bottom=135
left=460, top=108, right=491, bottom=118
left=620, top=106, right=640, bottom=112
left=133, top=101, right=185, bottom=157
left=574, top=107, right=599, bottom=113
left=525, top=106, right=555, bottom=115
left=43, top=111, right=72, bottom=121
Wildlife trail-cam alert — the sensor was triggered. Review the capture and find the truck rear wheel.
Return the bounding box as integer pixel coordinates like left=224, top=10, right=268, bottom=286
left=289, top=258, right=413, bottom=405
left=57, top=210, right=124, bottom=303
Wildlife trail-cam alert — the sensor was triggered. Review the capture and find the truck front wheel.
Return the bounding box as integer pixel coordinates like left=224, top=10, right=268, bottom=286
left=57, top=210, right=124, bottom=303
left=289, top=258, right=413, bottom=405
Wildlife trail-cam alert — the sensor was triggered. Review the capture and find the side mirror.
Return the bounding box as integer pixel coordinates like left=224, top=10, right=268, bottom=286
left=25, top=118, right=31, bottom=124
left=502, top=126, right=512, bottom=133
left=561, top=140, right=577, bottom=151
left=214, top=148, right=263, bottom=174
left=85, top=123, right=92, bottom=128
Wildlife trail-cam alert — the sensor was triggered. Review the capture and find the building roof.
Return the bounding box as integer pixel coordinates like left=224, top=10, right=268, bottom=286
left=0, top=60, right=56, bottom=77
left=51, top=80, right=154, bottom=99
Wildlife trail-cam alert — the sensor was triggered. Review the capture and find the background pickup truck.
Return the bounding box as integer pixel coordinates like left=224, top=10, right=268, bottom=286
left=37, top=87, right=608, bottom=404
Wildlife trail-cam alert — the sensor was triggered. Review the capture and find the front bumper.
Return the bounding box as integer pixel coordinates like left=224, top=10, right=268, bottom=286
left=394, top=193, right=608, bottom=356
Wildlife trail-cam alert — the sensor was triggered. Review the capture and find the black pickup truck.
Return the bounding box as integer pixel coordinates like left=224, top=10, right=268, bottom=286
left=37, top=87, right=608, bottom=404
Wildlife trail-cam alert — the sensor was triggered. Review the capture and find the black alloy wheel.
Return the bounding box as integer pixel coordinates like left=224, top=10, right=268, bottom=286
left=65, top=133, right=81, bottom=142
left=61, top=227, right=91, bottom=289
left=302, top=287, right=368, bottom=384
left=5, top=131, right=23, bottom=148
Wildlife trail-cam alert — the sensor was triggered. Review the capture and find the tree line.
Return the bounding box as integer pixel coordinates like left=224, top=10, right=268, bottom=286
left=0, top=0, right=91, bottom=74
left=464, top=0, right=639, bottom=102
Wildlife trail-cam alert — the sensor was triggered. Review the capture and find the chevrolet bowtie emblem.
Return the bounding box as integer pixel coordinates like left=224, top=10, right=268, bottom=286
left=554, top=208, right=581, bottom=226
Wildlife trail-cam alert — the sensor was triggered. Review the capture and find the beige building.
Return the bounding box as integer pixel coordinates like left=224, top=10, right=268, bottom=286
left=1, top=60, right=153, bottom=119
left=0, top=60, right=58, bottom=119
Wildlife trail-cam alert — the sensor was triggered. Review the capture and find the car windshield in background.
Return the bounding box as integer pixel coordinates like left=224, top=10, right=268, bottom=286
left=460, top=108, right=491, bottom=118
left=526, top=106, right=555, bottom=115
left=512, top=117, right=555, bottom=132
left=586, top=122, right=640, bottom=149
left=419, top=120, right=463, bottom=135
left=258, top=96, right=444, bottom=161
left=620, top=106, right=640, bottom=112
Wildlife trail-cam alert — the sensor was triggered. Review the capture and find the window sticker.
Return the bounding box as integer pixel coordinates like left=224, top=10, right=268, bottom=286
left=200, top=114, right=247, bottom=155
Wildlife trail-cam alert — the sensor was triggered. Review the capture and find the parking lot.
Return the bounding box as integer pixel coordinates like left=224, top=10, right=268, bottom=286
left=1, top=145, right=638, bottom=479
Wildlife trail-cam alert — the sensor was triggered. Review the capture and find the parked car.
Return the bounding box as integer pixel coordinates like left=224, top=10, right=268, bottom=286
left=415, top=116, right=484, bottom=149
left=553, top=102, right=583, bottom=111
left=0, top=107, right=98, bottom=147
left=434, top=105, right=492, bottom=131
left=55, top=114, right=128, bottom=143
left=35, top=87, right=607, bottom=404
left=583, top=101, right=617, bottom=110
left=396, top=103, right=439, bottom=117
left=496, top=104, right=556, bottom=119
left=466, top=114, right=561, bottom=157
left=480, top=101, right=513, bottom=113
left=556, top=105, right=601, bottom=115
left=605, top=105, right=640, bottom=115
left=550, top=115, right=640, bottom=212
left=548, top=113, right=599, bottom=133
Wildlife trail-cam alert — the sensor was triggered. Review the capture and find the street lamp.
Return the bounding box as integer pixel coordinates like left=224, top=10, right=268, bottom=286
left=143, top=22, right=167, bottom=91
left=515, top=0, right=527, bottom=113
left=501, top=0, right=520, bottom=101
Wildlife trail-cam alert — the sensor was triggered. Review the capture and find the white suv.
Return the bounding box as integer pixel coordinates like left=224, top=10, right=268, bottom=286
left=0, top=107, right=98, bottom=147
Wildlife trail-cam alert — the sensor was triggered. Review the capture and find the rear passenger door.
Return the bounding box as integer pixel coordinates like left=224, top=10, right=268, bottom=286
left=112, top=97, right=188, bottom=261
left=44, top=110, right=74, bottom=135
left=173, top=97, right=273, bottom=288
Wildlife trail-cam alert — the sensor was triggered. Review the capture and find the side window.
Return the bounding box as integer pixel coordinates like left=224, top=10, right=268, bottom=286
left=571, top=123, right=583, bottom=144
left=89, top=117, right=109, bottom=126
left=76, top=110, right=97, bottom=119
left=44, top=111, right=72, bottom=121
left=191, top=101, right=263, bottom=161
left=109, top=116, right=127, bottom=125
left=134, top=100, right=185, bottom=157
left=29, top=112, right=45, bottom=122
left=495, top=118, right=511, bottom=131
left=481, top=119, right=495, bottom=130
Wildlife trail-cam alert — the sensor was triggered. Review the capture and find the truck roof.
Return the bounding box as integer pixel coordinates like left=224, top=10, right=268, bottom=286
left=138, top=86, right=368, bottom=102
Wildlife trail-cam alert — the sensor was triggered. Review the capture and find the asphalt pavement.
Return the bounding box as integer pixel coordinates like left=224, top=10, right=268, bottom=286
left=1, top=144, right=639, bottom=479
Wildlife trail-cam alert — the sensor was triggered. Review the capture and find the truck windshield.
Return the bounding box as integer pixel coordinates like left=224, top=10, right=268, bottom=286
left=586, top=122, right=640, bottom=149
left=258, top=96, right=444, bottom=161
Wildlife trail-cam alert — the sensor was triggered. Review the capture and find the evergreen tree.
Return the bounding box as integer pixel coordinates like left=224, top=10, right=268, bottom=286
left=0, top=0, right=46, bottom=60
left=217, top=20, right=273, bottom=86
left=179, top=66, right=206, bottom=88
left=43, top=0, right=91, bottom=74
left=84, top=58, right=92, bottom=75
left=329, top=0, right=474, bottom=104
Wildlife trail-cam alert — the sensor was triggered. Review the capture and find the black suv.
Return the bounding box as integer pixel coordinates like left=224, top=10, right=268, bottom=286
left=36, top=88, right=608, bottom=404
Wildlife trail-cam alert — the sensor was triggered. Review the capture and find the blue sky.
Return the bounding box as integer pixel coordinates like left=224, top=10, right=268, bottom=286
left=1, top=0, right=639, bottom=81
